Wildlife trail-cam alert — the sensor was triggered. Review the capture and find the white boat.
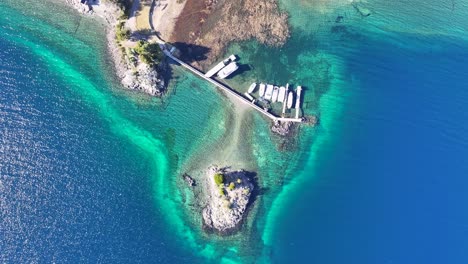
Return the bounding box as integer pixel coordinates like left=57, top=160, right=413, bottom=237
left=259, top=83, right=266, bottom=97
left=205, top=57, right=231, bottom=78
left=217, top=62, right=239, bottom=79
left=278, top=86, right=286, bottom=103
left=265, top=84, right=274, bottom=100
left=287, top=91, right=294, bottom=109
left=248, top=82, right=257, bottom=93
left=295, top=86, right=302, bottom=118
left=271, top=86, right=279, bottom=103
left=244, top=92, right=254, bottom=101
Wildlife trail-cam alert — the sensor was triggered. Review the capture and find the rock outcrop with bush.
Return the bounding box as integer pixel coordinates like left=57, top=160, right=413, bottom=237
left=202, top=166, right=254, bottom=233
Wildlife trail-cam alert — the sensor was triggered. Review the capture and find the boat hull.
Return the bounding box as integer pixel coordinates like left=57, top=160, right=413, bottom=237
left=278, top=86, right=286, bottom=103
left=259, top=83, right=266, bottom=97
left=265, top=85, right=274, bottom=100
left=248, top=82, right=257, bottom=93
left=217, top=62, right=239, bottom=79
left=287, top=91, right=294, bottom=109
left=272, top=86, right=279, bottom=103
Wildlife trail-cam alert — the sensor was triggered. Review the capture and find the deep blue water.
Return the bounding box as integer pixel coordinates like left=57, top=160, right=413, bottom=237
left=0, top=28, right=195, bottom=264
left=272, top=32, right=468, bottom=263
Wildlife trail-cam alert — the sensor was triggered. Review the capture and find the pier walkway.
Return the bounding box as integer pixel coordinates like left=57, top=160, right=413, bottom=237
left=163, top=50, right=304, bottom=122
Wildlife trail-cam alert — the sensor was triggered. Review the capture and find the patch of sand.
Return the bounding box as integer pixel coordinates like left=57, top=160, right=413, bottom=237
left=183, top=99, right=257, bottom=177
left=213, top=106, right=253, bottom=168
left=136, top=2, right=152, bottom=30
left=152, top=0, right=187, bottom=41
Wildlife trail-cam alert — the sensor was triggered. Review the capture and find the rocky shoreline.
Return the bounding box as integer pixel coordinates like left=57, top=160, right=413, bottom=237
left=64, top=0, right=166, bottom=96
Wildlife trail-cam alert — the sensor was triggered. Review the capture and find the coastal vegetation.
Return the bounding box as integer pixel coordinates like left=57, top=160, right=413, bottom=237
left=214, top=173, right=224, bottom=185
left=134, top=40, right=164, bottom=66
left=115, top=21, right=130, bottom=42
left=215, top=173, right=226, bottom=197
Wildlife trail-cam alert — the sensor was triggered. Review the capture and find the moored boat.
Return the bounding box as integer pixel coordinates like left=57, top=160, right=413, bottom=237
left=287, top=91, right=294, bottom=109
left=248, top=82, right=257, bottom=93
left=259, top=83, right=266, bottom=97
left=272, top=86, right=279, bottom=103
left=244, top=92, right=254, bottom=101
left=205, top=55, right=235, bottom=78
left=278, top=86, right=286, bottom=103
left=217, top=62, right=239, bottom=79
left=265, top=84, right=274, bottom=100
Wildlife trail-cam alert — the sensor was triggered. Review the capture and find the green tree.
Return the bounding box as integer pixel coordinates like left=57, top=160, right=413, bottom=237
left=134, top=41, right=163, bottom=66
left=115, top=21, right=130, bottom=41
left=228, top=182, right=235, bottom=191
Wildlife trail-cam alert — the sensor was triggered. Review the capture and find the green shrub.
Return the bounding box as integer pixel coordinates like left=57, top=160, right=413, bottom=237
left=228, top=182, right=235, bottom=191
left=134, top=40, right=163, bottom=66
left=218, top=187, right=225, bottom=196
left=116, top=21, right=130, bottom=42
left=214, top=173, right=224, bottom=185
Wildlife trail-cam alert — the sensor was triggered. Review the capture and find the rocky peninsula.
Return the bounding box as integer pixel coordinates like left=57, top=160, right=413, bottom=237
left=202, top=166, right=254, bottom=234
left=65, top=0, right=167, bottom=96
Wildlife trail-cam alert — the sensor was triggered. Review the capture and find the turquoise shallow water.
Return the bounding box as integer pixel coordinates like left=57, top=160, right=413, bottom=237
left=1, top=0, right=468, bottom=263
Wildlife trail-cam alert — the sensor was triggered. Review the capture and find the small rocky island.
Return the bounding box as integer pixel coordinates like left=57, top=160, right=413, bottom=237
left=202, top=166, right=254, bottom=234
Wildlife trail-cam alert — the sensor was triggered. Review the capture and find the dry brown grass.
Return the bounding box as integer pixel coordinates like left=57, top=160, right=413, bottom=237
left=135, top=1, right=152, bottom=30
